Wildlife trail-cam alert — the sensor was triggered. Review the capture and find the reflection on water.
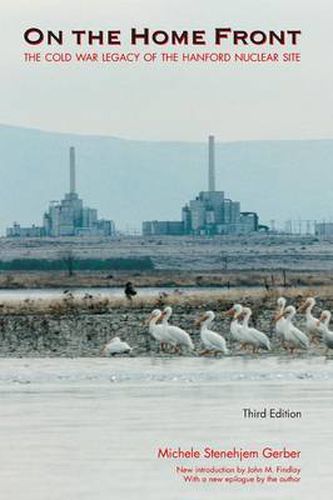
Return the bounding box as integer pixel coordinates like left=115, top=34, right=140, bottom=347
left=0, top=357, right=332, bottom=500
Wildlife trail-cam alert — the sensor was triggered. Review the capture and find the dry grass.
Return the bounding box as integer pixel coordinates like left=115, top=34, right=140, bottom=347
left=1, top=269, right=333, bottom=289
left=1, top=285, right=333, bottom=316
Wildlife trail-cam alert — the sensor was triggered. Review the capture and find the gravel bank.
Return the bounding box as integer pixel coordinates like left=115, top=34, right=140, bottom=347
left=0, top=294, right=331, bottom=357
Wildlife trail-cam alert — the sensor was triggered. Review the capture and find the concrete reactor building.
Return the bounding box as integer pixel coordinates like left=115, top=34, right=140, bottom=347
left=314, top=222, right=333, bottom=237
left=7, top=147, right=115, bottom=238
left=143, top=135, right=262, bottom=236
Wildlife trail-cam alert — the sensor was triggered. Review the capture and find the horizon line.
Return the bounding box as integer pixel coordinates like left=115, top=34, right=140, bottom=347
left=1, top=122, right=333, bottom=144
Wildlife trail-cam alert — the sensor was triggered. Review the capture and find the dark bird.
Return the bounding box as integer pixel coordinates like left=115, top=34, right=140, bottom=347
left=124, top=282, right=137, bottom=301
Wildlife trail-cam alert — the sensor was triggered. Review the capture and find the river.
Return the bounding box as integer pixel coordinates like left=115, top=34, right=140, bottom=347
left=0, top=357, right=332, bottom=499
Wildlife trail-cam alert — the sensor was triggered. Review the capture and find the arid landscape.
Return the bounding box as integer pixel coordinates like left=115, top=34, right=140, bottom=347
left=0, top=234, right=333, bottom=288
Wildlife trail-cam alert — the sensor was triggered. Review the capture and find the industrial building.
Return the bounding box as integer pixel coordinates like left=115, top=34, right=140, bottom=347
left=143, top=135, right=262, bottom=236
left=314, top=222, right=333, bottom=237
left=142, top=220, right=185, bottom=236
left=7, top=147, right=115, bottom=238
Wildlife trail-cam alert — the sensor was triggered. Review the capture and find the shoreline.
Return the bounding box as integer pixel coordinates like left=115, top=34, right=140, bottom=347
left=0, top=288, right=331, bottom=357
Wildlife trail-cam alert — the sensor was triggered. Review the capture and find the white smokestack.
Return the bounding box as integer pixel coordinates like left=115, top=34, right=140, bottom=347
left=69, top=146, right=76, bottom=194
left=208, top=135, right=215, bottom=191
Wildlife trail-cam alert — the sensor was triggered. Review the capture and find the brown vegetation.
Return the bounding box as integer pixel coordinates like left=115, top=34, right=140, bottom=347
left=0, top=286, right=332, bottom=317
left=1, top=269, right=333, bottom=290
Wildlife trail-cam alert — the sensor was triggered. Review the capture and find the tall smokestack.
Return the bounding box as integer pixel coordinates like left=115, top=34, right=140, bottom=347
left=69, top=146, right=76, bottom=194
left=208, top=135, right=215, bottom=191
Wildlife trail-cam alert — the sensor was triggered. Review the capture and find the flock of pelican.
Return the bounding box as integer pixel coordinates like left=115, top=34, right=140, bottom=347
left=101, top=297, right=333, bottom=356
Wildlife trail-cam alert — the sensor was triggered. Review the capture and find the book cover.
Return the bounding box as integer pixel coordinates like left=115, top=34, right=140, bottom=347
left=1, top=1, right=332, bottom=499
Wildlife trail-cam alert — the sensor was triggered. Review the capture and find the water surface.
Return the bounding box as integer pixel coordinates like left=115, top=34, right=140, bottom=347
left=0, top=357, right=331, bottom=499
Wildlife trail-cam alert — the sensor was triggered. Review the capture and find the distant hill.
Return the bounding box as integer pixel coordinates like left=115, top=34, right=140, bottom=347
left=0, top=124, right=332, bottom=235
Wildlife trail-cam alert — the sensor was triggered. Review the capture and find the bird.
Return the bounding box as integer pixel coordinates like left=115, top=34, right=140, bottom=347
left=195, top=311, right=229, bottom=356
left=240, top=307, right=271, bottom=353
left=274, top=297, right=287, bottom=341
left=124, top=282, right=137, bottom=301
left=317, top=310, right=333, bottom=352
left=101, top=336, right=132, bottom=356
left=225, top=304, right=245, bottom=348
left=298, top=297, right=321, bottom=343
left=146, top=309, right=173, bottom=351
left=275, top=305, right=309, bottom=353
left=160, top=306, right=194, bottom=353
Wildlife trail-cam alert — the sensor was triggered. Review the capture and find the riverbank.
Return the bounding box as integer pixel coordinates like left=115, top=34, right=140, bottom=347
left=0, top=288, right=331, bottom=357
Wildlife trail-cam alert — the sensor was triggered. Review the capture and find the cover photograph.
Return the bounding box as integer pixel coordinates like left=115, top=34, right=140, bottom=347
left=1, top=1, right=333, bottom=499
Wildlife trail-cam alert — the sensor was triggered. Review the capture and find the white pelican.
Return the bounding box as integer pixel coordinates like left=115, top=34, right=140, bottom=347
left=240, top=307, right=271, bottom=353
left=102, top=336, right=132, bottom=356
left=298, top=297, right=321, bottom=343
left=196, top=311, right=229, bottom=356
left=160, top=306, right=194, bottom=353
left=226, top=304, right=245, bottom=348
left=275, top=297, right=287, bottom=340
left=146, top=309, right=172, bottom=351
left=317, top=310, right=333, bottom=352
left=275, top=305, right=309, bottom=353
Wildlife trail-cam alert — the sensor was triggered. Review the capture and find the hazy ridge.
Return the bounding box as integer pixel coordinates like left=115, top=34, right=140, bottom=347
left=1, top=124, right=332, bottom=234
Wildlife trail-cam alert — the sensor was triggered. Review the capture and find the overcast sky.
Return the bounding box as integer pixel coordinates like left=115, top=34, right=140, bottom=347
left=2, top=0, right=333, bottom=141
